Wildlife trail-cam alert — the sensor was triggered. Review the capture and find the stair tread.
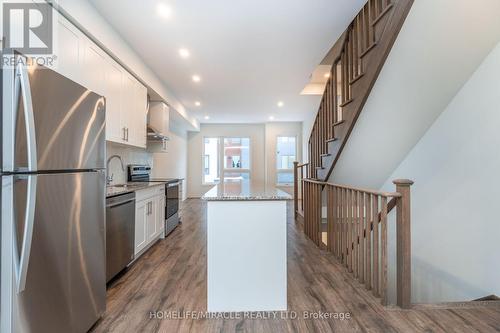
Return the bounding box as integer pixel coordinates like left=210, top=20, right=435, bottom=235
left=320, top=153, right=331, bottom=157
left=326, top=137, right=338, bottom=143
left=372, top=3, right=394, bottom=26
left=332, top=120, right=345, bottom=127
left=360, top=42, right=377, bottom=58
left=349, top=72, right=365, bottom=85
left=339, top=99, right=353, bottom=107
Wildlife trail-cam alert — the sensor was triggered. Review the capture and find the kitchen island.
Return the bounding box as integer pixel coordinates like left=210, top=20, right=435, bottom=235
left=202, top=182, right=291, bottom=312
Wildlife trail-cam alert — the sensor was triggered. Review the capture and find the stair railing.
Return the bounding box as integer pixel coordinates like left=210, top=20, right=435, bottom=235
left=306, top=0, right=413, bottom=181
left=293, top=162, right=308, bottom=219
left=302, top=178, right=414, bottom=308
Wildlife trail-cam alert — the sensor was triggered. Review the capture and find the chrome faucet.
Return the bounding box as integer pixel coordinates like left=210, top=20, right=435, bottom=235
left=106, top=155, right=125, bottom=185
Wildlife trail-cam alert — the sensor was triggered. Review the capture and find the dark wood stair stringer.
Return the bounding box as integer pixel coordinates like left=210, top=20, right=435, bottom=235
left=308, top=0, right=415, bottom=182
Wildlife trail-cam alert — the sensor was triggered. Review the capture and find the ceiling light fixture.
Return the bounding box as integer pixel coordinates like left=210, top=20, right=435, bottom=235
left=324, top=72, right=331, bottom=78
left=204, top=115, right=210, bottom=120
left=157, top=3, right=172, bottom=19
left=277, top=101, right=284, bottom=108
left=179, top=48, right=190, bottom=58
left=192, top=75, right=201, bottom=83
left=195, top=101, right=201, bottom=106
left=269, top=116, right=275, bottom=121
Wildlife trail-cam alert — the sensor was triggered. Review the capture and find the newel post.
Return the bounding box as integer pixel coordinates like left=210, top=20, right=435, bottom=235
left=293, top=162, right=299, bottom=220
left=393, top=179, right=414, bottom=309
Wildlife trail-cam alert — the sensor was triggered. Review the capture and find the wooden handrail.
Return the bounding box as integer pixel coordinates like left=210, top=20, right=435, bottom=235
left=301, top=177, right=414, bottom=308
left=298, top=0, right=415, bottom=309
left=306, top=0, right=414, bottom=181
left=304, top=178, right=401, bottom=198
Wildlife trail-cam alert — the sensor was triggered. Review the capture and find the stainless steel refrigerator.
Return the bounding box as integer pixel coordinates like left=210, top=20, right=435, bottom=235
left=1, top=58, right=107, bottom=332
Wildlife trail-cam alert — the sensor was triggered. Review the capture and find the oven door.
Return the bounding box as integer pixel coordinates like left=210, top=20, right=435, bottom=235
left=166, top=182, right=179, bottom=219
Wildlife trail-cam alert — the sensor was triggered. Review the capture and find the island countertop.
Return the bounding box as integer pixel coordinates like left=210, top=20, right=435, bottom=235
left=202, top=181, right=292, bottom=201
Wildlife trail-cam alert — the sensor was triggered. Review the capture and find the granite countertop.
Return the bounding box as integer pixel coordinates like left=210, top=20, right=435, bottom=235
left=201, top=181, right=292, bottom=201
left=106, top=181, right=166, bottom=198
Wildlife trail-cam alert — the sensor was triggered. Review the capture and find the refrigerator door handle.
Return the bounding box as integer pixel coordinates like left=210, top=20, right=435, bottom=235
left=16, top=62, right=38, bottom=171
left=13, top=175, right=37, bottom=293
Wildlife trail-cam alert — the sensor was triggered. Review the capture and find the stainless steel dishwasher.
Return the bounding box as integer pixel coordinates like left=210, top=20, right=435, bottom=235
left=106, top=191, right=136, bottom=282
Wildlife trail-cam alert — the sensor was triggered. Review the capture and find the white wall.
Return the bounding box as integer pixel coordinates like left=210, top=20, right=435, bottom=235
left=54, top=0, right=199, bottom=130
left=301, top=111, right=316, bottom=164
left=382, top=42, right=500, bottom=304
left=150, top=123, right=188, bottom=200
left=331, top=0, right=500, bottom=189
left=106, top=123, right=188, bottom=200
left=187, top=122, right=302, bottom=198
left=106, top=142, right=153, bottom=184
left=265, top=122, right=302, bottom=195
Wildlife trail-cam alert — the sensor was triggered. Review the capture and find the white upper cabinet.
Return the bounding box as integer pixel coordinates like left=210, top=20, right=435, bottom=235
left=121, top=73, right=135, bottom=144
left=54, top=14, right=149, bottom=149
left=83, top=40, right=107, bottom=96
left=119, top=73, right=147, bottom=148
left=55, top=15, right=84, bottom=83
left=104, top=59, right=124, bottom=143
left=148, top=102, right=170, bottom=137
left=134, top=80, right=148, bottom=148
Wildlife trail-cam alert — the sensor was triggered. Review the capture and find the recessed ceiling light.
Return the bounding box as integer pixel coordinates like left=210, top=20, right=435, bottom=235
left=277, top=101, right=284, bottom=108
left=192, top=75, right=201, bottom=83
left=195, top=101, right=201, bottom=106
left=204, top=115, right=210, bottom=120
left=157, top=3, right=172, bottom=19
left=179, top=48, right=190, bottom=58
left=269, top=116, right=275, bottom=121
left=324, top=72, right=331, bottom=78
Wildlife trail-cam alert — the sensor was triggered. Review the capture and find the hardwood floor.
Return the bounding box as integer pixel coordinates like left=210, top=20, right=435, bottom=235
left=92, top=199, right=500, bottom=333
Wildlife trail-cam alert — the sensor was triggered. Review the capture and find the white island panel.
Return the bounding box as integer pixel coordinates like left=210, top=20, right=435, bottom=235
left=207, top=200, right=287, bottom=312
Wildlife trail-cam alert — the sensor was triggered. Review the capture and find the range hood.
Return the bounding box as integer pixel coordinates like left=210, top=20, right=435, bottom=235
left=147, top=101, right=170, bottom=141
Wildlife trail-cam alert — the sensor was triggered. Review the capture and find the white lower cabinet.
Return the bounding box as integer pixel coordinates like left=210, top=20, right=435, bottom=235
left=157, top=195, right=166, bottom=237
left=134, top=186, right=166, bottom=257
left=146, top=199, right=157, bottom=243
left=134, top=200, right=148, bottom=255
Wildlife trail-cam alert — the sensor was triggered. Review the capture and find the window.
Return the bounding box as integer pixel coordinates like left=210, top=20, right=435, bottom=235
left=223, top=137, right=250, bottom=181
left=204, top=155, right=210, bottom=174
left=276, top=136, right=297, bottom=186
left=224, top=137, right=250, bottom=169
left=203, top=137, right=219, bottom=184
left=203, top=137, right=251, bottom=184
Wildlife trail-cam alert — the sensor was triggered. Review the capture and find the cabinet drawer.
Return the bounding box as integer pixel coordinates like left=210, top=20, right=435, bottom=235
left=135, top=185, right=164, bottom=202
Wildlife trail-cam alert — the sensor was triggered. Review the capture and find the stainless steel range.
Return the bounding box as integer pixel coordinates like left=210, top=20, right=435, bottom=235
left=128, top=165, right=180, bottom=236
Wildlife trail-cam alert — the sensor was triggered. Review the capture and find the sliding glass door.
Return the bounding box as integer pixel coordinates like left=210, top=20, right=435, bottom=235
left=222, top=137, right=250, bottom=182
left=203, top=136, right=251, bottom=184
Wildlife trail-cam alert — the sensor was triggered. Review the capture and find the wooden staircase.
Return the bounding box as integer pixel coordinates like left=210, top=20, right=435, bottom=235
left=308, top=0, right=414, bottom=181
left=294, top=0, right=416, bottom=309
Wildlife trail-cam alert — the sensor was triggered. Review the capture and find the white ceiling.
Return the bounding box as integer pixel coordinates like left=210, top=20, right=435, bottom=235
left=89, top=0, right=365, bottom=123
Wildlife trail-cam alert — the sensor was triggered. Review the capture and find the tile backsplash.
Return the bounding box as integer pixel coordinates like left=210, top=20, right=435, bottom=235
left=106, top=142, right=153, bottom=184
